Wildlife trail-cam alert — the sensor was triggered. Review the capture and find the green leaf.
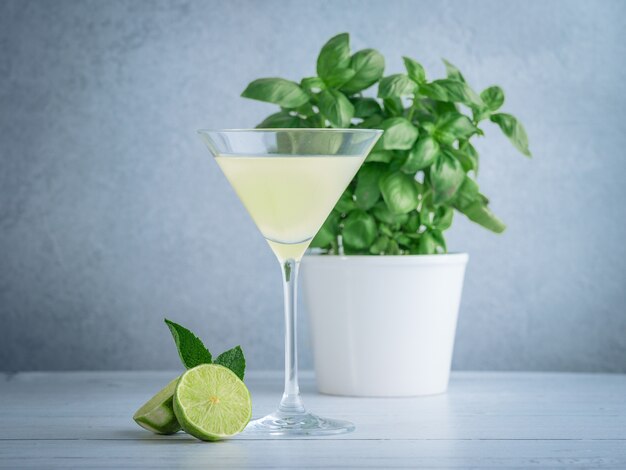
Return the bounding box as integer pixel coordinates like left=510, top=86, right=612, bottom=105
left=378, top=74, right=418, bottom=99
left=301, top=77, right=326, bottom=97
left=480, top=86, right=505, bottom=111
left=403, top=57, right=426, bottom=84
left=341, top=49, right=385, bottom=94
left=430, top=151, right=465, bottom=204
left=342, top=210, right=377, bottom=249
left=324, top=68, right=356, bottom=88
left=356, top=113, right=384, bottom=128
left=214, top=346, right=246, bottom=381
left=395, top=234, right=411, bottom=247
left=242, top=78, right=309, bottom=108
left=383, top=97, right=404, bottom=117
left=372, top=201, right=410, bottom=226
left=379, top=117, right=419, bottom=150
left=458, top=141, right=479, bottom=173
left=403, top=135, right=439, bottom=173
left=389, top=239, right=401, bottom=255
left=311, top=211, right=339, bottom=248
left=379, top=171, right=420, bottom=214
left=257, top=111, right=304, bottom=129
left=318, top=89, right=354, bottom=128
left=433, top=206, right=454, bottom=230
left=442, top=59, right=465, bottom=82
left=417, top=232, right=437, bottom=254
left=453, top=176, right=480, bottom=210
left=317, top=32, right=351, bottom=79
left=460, top=200, right=506, bottom=233
left=369, top=235, right=390, bottom=255
left=164, top=318, right=212, bottom=369
left=406, top=211, right=420, bottom=232
left=419, top=79, right=483, bottom=107
left=431, top=229, right=447, bottom=252
left=355, top=163, right=384, bottom=210
left=351, top=98, right=382, bottom=118
left=434, top=113, right=478, bottom=145
left=335, top=189, right=356, bottom=213
left=420, top=207, right=434, bottom=226
left=366, top=149, right=393, bottom=163
left=490, top=113, right=531, bottom=156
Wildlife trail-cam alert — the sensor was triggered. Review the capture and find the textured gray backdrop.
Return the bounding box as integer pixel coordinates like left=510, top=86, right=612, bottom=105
left=1, top=0, right=625, bottom=372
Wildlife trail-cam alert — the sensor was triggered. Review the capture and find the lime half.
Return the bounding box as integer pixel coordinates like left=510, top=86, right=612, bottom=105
left=133, top=376, right=181, bottom=435
left=173, top=364, right=252, bottom=441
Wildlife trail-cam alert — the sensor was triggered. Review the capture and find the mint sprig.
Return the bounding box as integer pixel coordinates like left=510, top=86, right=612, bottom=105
left=214, top=346, right=246, bottom=381
left=164, top=318, right=246, bottom=381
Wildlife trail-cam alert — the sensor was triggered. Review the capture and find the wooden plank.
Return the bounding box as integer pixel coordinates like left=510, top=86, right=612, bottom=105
left=1, top=439, right=626, bottom=469
left=0, top=371, right=625, bottom=468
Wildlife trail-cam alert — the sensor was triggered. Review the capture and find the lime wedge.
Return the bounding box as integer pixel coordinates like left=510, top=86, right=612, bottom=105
left=173, top=364, right=252, bottom=441
left=133, top=377, right=181, bottom=435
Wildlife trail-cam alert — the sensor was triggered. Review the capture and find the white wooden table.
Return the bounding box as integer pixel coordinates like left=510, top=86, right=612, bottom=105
left=1, top=371, right=625, bottom=468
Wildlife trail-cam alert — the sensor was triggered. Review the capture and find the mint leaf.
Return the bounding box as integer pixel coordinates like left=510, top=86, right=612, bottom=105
left=164, top=318, right=212, bottom=369
left=214, top=346, right=246, bottom=381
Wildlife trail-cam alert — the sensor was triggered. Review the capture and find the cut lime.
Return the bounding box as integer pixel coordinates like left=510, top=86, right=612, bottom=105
left=173, top=364, right=252, bottom=441
left=133, top=376, right=181, bottom=435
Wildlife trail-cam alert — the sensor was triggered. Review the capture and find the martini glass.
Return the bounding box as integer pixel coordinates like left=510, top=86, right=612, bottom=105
left=198, top=128, right=382, bottom=436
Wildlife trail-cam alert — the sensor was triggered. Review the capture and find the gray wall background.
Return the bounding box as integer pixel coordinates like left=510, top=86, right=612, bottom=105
left=1, top=0, right=625, bottom=372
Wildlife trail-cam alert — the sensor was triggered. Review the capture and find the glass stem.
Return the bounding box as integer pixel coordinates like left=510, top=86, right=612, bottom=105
left=278, top=258, right=305, bottom=415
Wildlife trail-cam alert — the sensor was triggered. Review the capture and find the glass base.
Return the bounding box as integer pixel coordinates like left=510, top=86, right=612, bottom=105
left=244, top=411, right=355, bottom=437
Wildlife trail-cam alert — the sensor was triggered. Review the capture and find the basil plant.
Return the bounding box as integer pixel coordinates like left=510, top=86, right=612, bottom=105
left=241, top=33, right=531, bottom=255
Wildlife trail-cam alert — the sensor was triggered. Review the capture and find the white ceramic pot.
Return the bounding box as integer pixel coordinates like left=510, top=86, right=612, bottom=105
left=301, top=253, right=468, bottom=397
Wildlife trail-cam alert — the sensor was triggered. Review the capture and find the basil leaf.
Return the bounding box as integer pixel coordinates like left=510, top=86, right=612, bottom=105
left=419, top=79, right=483, bottom=107
left=301, top=77, right=326, bottom=94
left=453, top=176, right=480, bottom=210
left=459, top=199, right=506, bottom=233
left=480, top=86, right=504, bottom=111
left=442, top=59, right=465, bottom=82
left=387, top=239, right=401, bottom=255
left=417, top=232, right=437, bottom=254
left=335, top=189, right=356, bottom=213
left=430, top=151, right=465, bottom=204
left=490, top=113, right=531, bottom=156
left=403, top=135, right=439, bottom=173
left=378, top=117, right=419, bottom=150
left=406, top=211, right=420, bottom=232
left=379, top=171, right=420, bottom=214
left=434, top=113, right=479, bottom=144
left=257, top=111, right=304, bottom=129
left=431, top=229, right=447, bottom=252
left=317, top=33, right=351, bottom=79
left=341, top=49, right=385, bottom=94
left=458, top=141, right=479, bottom=173
left=356, top=113, right=384, bottom=128
left=378, top=74, right=418, bottom=99
left=324, top=68, right=356, bottom=88
left=342, top=210, right=377, bottom=249
left=318, top=89, right=354, bottom=128
left=369, top=235, right=390, bottom=255
left=355, top=163, right=385, bottom=210
left=311, top=211, right=340, bottom=248
left=351, top=97, right=382, bottom=118
left=366, top=149, right=393, bottom=163
left=403, top=57, right=426, bottom=84
left=241, top=78, right=309, bottom=108
left=383, top=97, right=404, bottom=117
left=433, top=206, right=454, bottom=230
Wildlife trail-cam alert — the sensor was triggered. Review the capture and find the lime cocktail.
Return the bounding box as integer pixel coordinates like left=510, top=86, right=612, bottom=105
left=198, top=129, right=381, bottom=436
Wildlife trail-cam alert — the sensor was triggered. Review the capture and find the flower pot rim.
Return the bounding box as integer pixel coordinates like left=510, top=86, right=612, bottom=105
left=303, top=252, right=469, bottom=266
